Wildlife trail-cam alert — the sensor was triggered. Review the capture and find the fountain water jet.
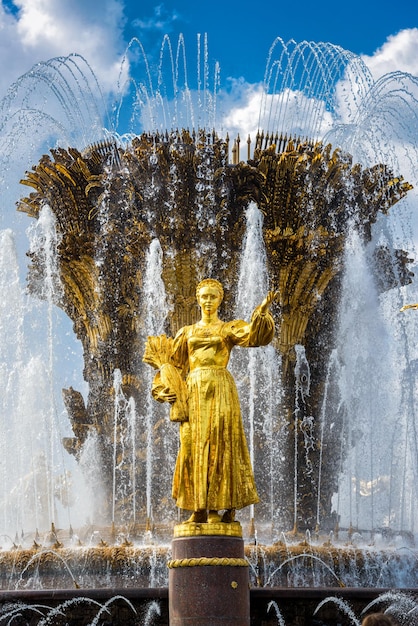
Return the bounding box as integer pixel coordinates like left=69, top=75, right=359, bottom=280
left=0, top=32, right=417, bottom=624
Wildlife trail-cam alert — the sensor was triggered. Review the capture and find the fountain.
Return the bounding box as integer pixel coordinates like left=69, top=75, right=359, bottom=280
left=0, top=35, right=418, bottom=624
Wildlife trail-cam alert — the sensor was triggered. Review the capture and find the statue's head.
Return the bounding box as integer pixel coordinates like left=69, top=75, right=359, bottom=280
left=196, top=278, right=224, bottom=302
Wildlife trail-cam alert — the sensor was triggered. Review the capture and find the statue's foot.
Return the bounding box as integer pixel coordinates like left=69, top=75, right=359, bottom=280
left=186, top=510, right=207, bottom=523
left=221, top=508, right=236, bottom=523
left=208, top=510, right=221, bottom=523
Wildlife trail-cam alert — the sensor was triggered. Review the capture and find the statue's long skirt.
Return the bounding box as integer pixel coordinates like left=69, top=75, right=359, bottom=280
left=172, top=366, right=259, bottom=511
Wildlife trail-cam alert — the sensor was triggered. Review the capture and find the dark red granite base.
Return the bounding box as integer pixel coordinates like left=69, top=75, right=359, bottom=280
left=169, top=535, right=250, bottom=625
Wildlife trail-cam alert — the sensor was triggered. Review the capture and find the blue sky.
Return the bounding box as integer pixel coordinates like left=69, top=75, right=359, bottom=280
left=121, top=0, right=417, bottom=84
left=0, top=0, right=417, bottom=109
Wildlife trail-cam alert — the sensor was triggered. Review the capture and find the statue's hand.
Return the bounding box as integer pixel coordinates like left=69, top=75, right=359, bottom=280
left=260, top=290, right=279, bottom=314
left=152, top=373, right=178, bottom=403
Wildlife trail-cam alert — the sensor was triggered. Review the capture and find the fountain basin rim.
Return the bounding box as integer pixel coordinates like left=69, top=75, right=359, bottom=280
left=0, top=586, right=416, bottom=602
left=0, top=587, right=169, bottom=602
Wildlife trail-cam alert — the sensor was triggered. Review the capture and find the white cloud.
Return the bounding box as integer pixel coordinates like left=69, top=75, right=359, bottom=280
left=133, top=4, right=180, bottom=33
left=217, top=79, right=335, bottom=152
left=218, top=81, right=263, bottom=140
left=0, top=0, right=127, bottom=98
left=361, top=28, right=418, bottom=80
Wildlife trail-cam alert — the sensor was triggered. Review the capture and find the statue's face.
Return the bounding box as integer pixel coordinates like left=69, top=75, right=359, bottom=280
left=197, top=284, right=222, bottom=315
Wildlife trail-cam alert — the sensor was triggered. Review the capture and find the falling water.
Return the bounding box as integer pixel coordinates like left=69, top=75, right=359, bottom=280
left=0, top=53, right=108, bottom=535
left=0, top=216, right=91, bottom=536
left=27, top=206, right=63, bottom=527
left=334, top=228, right=402, bottom=532
left=266, top=600, right=286, bottom=626
left=142, top=600, right=162, bottom=625
left=293, top=344, right=312, bottom=531
left=115, top=33, right=220, bottom=134
left=111, top=369, right=138, bottom=524
left=142, top=239, right=169, bottom=525
left=259, top=38, right=374, bottom=140
left=232, top=202, right=282, bottom=535
left=316, top=349, right=340, bottom=530
left=314, top=596, right=360, bottom=625
left=0, top=54, right=107, bottom=247
left=0, top=229, right=26, bottom=532
left=0, top=54, right=107, bottom=153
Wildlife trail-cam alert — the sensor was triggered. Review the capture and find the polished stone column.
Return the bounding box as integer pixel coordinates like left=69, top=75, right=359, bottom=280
left=168, top=522, right=250, bottom=625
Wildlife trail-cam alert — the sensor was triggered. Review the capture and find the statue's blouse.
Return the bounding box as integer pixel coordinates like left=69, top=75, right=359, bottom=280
left=172, top=307, right=275, bottom=373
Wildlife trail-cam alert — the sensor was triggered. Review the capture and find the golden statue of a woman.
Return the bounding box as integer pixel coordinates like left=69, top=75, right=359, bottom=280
left=144, top=279, right=276, bottom=524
